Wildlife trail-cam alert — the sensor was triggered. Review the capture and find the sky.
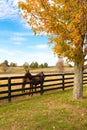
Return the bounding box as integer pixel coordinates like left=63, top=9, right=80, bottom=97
left=0, top=0, right=58, bottom=66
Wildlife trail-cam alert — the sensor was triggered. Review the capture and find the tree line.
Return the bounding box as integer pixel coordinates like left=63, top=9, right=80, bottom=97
left=0, top=60, right=17, bottom=67
left=23, top=62, right=48, bottom=70
left=0, top=60, right=48, bottom=72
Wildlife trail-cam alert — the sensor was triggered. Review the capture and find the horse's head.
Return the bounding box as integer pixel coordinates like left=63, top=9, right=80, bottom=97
left=25, top=70, right=32, bottom=80
left=38, top=72, right=45, bottom=81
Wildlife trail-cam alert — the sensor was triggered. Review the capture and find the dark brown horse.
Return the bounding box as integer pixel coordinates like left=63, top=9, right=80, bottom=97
left=22, top=70, right=44, bottom=95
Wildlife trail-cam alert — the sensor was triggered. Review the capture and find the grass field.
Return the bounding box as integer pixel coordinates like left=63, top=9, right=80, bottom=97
left=0, top=87, right=87, bottom=130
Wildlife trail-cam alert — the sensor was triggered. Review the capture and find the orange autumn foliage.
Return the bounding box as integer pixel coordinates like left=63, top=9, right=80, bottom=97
left=18, top=0, right=87, bottom=66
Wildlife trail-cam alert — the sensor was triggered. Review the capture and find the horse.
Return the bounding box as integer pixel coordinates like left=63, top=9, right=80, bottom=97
left=22, top=70, right=44, bottom=95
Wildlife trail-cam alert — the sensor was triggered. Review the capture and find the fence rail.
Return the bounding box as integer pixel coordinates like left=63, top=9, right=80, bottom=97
left=0, top=72, right=87, bottom=102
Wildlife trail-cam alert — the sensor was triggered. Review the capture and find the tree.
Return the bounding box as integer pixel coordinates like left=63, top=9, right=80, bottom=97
left=1, top=64, right=8, bottom=72
left=18, top=0, right=87, bottom=99
left=30, top=62, right=35, bottom=68
left=0, top=60, right=9, bottom=72
left=30, top=62, right=38, bottom=68
left=34, top=62, right=39, bottom=68
left=43, top=62, right=48, bottom=68
left=1, top=60, right=9, bottom=67
left=56, top=58, right=64, bottom=73
left=39, top=63, right=44, bottom=68
left=23, top=62, right=29, bottom=71
left=10, top=62, right=17, bottom=67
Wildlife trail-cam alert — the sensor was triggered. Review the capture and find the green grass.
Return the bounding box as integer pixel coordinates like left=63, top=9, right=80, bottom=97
left=0, top=87, right=87, bottom=130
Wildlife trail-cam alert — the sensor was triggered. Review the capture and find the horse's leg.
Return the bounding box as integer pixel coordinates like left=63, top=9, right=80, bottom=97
left=29, top=83, right=33, bottom=96
left=22, top=82, right=26, bottom=93
left=32, top=84, right=33, bottom=95
left=40, top=82, right=44, bottom=95
left=35, top=85, right=37, bottom=92
left=29, top=83, right=31, bottom=95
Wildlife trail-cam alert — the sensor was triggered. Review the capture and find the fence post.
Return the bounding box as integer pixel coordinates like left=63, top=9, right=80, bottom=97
left=62, top=74, right=65, bottom=91
left=8, top=77, right=11, bottom=102
left=40, top=82, right=44, bottom=95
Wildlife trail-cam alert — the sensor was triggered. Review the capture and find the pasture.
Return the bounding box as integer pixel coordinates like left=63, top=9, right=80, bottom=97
left=0, top=71, right=87, bottom=102
left=0, top=87, right=87, bottom=130
left=0, top=67, right=87, bottom=130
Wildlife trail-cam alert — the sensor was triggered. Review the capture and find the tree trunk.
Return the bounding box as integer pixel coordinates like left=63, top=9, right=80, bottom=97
left=73, top=63, right=83, bottom=99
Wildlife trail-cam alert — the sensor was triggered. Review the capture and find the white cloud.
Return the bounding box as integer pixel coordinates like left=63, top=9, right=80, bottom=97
left=0, top=0, right=31, bottom=30
left=9, top=0, right=19, bottom=6
left=20, top=19, right=32, bottom=30
left=36, top=44, right=48, bottom=49
left=13, top=32, right=34, bottom=36
left=28, top=44, right=48, bottom=49
left=13, top=42, right=22, bottom=45
left=9, top=33, right=34, bottom=45
left=10, top=36, right=26, bottom=42
left=0, top=0, right=19, bottom=20
left=0, top=48, right=23, bottom=56
left=0, top=48, right=13, bottom=55
left=0, top=30, right=34, bottom=37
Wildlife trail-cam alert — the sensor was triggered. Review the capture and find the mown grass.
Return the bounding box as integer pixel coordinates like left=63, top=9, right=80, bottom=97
left=0, top=87, right=87, bottom=130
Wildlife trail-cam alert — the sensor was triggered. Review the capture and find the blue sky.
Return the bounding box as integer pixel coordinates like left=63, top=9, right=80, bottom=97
left=0, top=0, right=58, bottom=66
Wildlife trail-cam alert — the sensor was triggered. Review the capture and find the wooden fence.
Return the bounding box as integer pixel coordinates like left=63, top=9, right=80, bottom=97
left=0, top=72, right=87, bottom=102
